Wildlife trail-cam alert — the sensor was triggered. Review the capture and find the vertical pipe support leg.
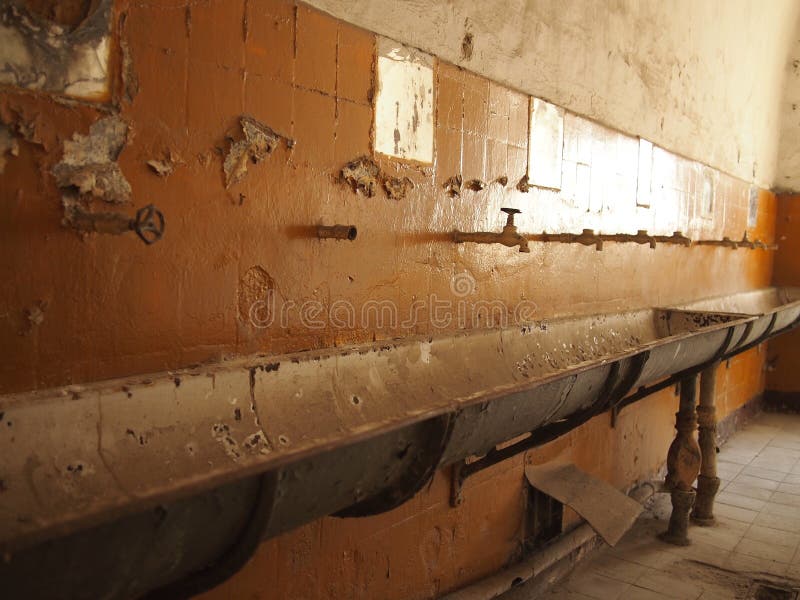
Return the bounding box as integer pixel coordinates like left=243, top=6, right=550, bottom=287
left=692, top=362, right=721, bottom=525
left=659, top=374, right=701, bottom=546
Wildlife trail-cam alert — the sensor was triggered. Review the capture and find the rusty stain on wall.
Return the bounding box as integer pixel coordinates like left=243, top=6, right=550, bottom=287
left=0, top=0, right=112, bottom=99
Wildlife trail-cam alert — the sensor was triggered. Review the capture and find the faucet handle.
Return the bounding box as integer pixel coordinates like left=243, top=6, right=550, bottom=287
left=500, top=207, right=521, bottom=226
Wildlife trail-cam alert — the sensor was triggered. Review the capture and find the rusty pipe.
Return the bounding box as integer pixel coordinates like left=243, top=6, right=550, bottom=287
left=656, top=231, right=692, bottom=247
left=64, top=203, right=166, bottom=245
left=316, top=225, right=357, bottom=241
left=454, top=207, right=530, bottom=253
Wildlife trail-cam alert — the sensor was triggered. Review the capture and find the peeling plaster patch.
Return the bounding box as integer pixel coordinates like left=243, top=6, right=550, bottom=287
left=528, top=98, right=564, bottom=190
left=147, top=150, right=183, bottom=178
left=516, top=175, right=531, bottom=193
left=340, top=156, right=379, bottom=197
left=52, top=115, right=131, bottom=204
left=117, top=12, right=138, bottom=103
left=238, top=266, right=274, bottom=327
left=0, top=0, right=112, bottom=100
left=464, top=179, right=485, bottom=191
left=382, top=175, right=414, bottom=200
left=443, top=174, right=462, bottom=197
left=211, top=423, right=240, bottom=460
left=223, top=116, right=288, bottom=188
left=0, top=123, right=19, bottom=173
left=243, top=431, right=270, bottom=455
left=374, top=37, right=434, bottom=163
left=19, top=300, right=46, bottom=335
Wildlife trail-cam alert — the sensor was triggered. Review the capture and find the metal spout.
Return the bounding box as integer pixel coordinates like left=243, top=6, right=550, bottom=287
left=453, top=208, right=530, bottom=253
left=317, top=225, right=358, bottom=241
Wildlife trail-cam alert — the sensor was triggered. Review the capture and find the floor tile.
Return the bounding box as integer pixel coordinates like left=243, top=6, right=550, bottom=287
left=633, top=569, right=703, bottom=599
left=784, top=474, right=800, bottom=485
left=761, top=501, right=800, bottom=518
left=740, top=465, right=788, bottom=481
left=724, top=551, right=788, bottom=577
left=716, top=491, right=767, bottom=512
left=743, top=524, right=800, bottom=549
left=589, top=555, right=651, bottom=585
left=724, top=482, right=774, bottom=501
left=564, top=571, right=632, bottom=599
left=733, top=537, right=794, bottom=563
left=770, top=491, right=800, bottom=507
left=713, top=503, right=759, bottom=524
left=754, top=511, right=800, bottom=533
left=733, top=474, right=781, bottom=490
left=777, top=481, right=800, bottom=495
left=623, top=587, right=675, bottom=600
left=749, top=458, right=798, bottom=474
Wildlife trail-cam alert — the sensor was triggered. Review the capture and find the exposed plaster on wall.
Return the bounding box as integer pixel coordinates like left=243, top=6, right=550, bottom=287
left=776, top=19, right=800, bottom=192
left=52, top=115, right=131, bottom=204
left=0, top=0, right=113, bottom=100
left=304, top=0, right=800, bottom=189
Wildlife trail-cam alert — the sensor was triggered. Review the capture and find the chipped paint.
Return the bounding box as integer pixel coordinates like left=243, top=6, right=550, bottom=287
left=0, top=123, right=18, bottom=173
left=52, top=115, right=131, bottom=204
left=146, top=150, right=183, bottom=178
left=382, top=175, right=414, bottom=200
left=223, top=116, right=287, bottom=188
left=340, top=156, right=379, bottom=197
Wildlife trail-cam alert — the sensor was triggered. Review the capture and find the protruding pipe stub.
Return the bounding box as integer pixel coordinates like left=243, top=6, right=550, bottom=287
left=317, top=225, right=357, bottom=241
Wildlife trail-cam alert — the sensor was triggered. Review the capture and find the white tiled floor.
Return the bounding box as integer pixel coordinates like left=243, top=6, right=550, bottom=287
left=502, top=413, right=800, bottom=599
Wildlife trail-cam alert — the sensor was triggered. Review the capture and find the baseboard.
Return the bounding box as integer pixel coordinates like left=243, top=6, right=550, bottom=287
left=716, top=393, right=763, bottom=444
left=763, top=390, right=800, bottom=414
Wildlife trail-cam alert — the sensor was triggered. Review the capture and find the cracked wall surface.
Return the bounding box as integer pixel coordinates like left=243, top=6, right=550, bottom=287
left=775, top=18, right=800, bottom=192
left=0, top=1, right=786, bottom=598
left=305, top=0, right=800, bottom=189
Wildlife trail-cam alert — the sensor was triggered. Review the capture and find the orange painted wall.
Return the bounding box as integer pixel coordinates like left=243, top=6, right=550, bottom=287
left=767, top=194, right=800, bottom=392
left=0, top=1, right=776, bottom=598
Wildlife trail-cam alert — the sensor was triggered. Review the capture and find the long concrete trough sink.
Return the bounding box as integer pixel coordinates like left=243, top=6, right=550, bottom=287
left=1, top=288, right=799, bottom=599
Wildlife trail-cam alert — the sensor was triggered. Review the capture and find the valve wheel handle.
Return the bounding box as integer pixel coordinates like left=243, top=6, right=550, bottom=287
left=133, top=204, right=165, bottom=245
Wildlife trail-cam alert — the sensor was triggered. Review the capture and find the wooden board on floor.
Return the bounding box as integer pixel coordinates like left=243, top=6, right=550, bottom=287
left=524, top=462, right=642, bottom=546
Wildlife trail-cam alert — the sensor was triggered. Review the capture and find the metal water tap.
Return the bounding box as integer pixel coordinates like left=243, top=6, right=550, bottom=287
left=661, top=231, right=692, bottom=247
left=738, top=232, right=755, bottom=249
left=453, top=207, right=530, bottom=253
